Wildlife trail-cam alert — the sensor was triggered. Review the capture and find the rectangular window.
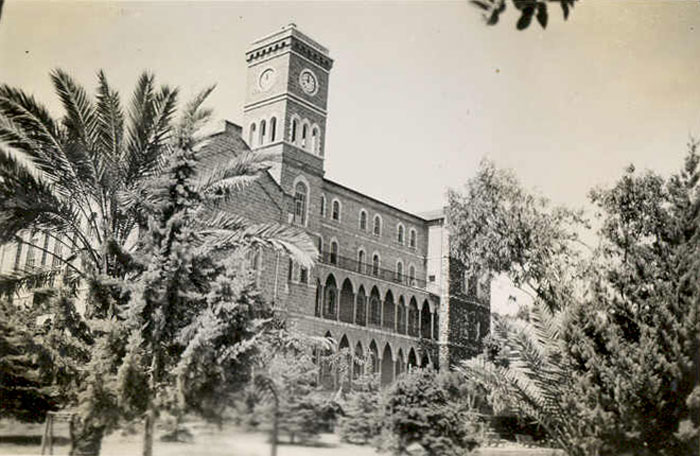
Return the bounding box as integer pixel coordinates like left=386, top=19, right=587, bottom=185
left=300, top=267, right=308, bottom=284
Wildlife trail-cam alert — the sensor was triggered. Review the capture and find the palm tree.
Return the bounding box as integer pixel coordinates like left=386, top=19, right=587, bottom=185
left=0, top=69, right=314, bottom=306
left=0, top=70, right=316, bottom=454
left=458, top=303, right=595, bottom=456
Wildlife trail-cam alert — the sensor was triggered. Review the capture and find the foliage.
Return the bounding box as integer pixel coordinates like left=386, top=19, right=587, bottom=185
left=377, top=368, right=480, bottom=456
left=0, top=284, right=93, bottom=423
left=453, top=144, right=700, bottom=455
left=561, top=143, right=700, bottom=455
left=115, top=124, right=316, bottom=455
left=0, top=69, right=317, bottom=455
left=470, top=0, right=577, bottom=30
left=461, top=305, right=592, bottom=455
left=338, top=354, right=381, bottom=444
left=243, top=326, right=338, bottom=445
left=447, top=159, right=587, bottom=311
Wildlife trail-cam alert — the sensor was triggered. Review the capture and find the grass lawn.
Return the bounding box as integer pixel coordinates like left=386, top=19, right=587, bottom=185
left=0, top=419, right=562, bottom=456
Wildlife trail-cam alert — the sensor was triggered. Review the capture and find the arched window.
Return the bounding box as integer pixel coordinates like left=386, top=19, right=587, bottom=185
left=311, top=126, right=320, bottom=154
left=249, top=122, right=257, bottom=147
left=409, top=265, right=416, bottom=286
left=332, top=199, right=341, bottom=221
left=40, top=233, right=50, bottom=266
left=330, top=240, right=339, bottom=265
left=25, top=232, right=36, bottom=269
left=259, top=119, right=266, bottom=144
left=293, top=181, right=308, bottom=226
left=320, top=195, right=326, bottom=217
left=52, top=235, right=62, bottom=267
left=372, top=253, right=380, bottom=276
left=325, top=288, right=337, bottom=319
left=359, top=210, right=368, bottom=231
left=301, top=123, right=308, bottom=148
left=409, top=228, right=417, bottom=249
left=397, top=224, right=405, bottom=244
left=13, top=240, right=23, bottom=271
left=270, top=117, right=277, bottom=142
left=396, top=260, right=403, bottom=282
left=291, top=118, right=298, bottom=143
left=357, top=249, right=366, bottom=273
left=373, top=215, right=382, bottom=236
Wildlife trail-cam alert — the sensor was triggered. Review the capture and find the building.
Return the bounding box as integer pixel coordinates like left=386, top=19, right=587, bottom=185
left=0, top=24, right=490, bottom=385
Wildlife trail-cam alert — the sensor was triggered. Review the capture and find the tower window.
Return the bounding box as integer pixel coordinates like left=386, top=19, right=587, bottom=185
left=373, top=215, right=382, bottom=236
left=249, top=122, right=257, bottom=147
left=291, top=119, right=298, bottom=143
left=320, top=194, right=326, bottom=217
left=270, top=117, right=277, bottom=142
left=397, top=224, right=405, bottom=244
left=311, top=127, right=320, bottom=155
left=259, top=119, right=266, bottom=144
left=301, top=123, right=308, bottom=148
left=409, top=229, right=417, bottom=249
left=359, top=210, right=368, bottom=231
left=332, top=199, right=341, bottom=221
left=294, top=181, right=308, bottom=226
left=396, top=260, right=404, bottom=282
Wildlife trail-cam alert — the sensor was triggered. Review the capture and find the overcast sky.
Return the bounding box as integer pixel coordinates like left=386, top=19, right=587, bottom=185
left=2, top=0, right=699, bottom=312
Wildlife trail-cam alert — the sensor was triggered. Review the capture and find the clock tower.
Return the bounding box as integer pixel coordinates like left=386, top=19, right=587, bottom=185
left=243, top=24, right=333, bottom=197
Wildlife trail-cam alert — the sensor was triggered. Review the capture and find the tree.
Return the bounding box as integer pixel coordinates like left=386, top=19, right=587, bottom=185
left=113, top=124, right=316, bottom=455
left=0, top=70, right=317, bottom=455
left=377, top=368, right=480, bottom=456
left=452, top=145, right=700, bottom=455
left=461, top=304, right=594, bottom=455
left=561, top=144, right=700, bottom=455
left=446, top=159, right=587, bottom=312
left=470, top=0, right=577, bottom=30
left=338, top=354, right=381, bottom=445
left=252, top=330, right=332, bottom=445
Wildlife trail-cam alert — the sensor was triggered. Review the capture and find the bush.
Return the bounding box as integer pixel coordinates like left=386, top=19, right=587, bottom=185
left=338, top=366, right=381, bottom=444
left=377, top=368, right=480, bottom=456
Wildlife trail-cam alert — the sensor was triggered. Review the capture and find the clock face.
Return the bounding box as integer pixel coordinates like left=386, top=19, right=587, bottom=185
left=258, top=68, right=276, bottom=91
left=299, top=69, right=318, bottom=95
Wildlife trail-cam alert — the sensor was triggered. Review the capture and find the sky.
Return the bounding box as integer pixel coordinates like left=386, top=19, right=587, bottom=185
left=2, top=0, right=699, bottom=313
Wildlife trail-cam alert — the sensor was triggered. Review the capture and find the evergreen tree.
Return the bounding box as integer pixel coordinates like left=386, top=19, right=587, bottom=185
left=454, top=144, right=700, bottom=455
left=562, top=142, right=700, bottom=455
left=377, top=368, right=480, bottom=456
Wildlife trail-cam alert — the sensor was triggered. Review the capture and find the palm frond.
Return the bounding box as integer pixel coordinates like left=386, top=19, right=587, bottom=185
left=196, top=150, right=277, bottom=204
left=0, top=85, right=74, bottom=183
left=200, top=220, right=317, bottom=269
left=0, top=266, right=65, bottom=297
left=176, top=85, right=216, bottom=148
left=50, top=69, right=99, bottom=189
left=95, top=70, right=124, bottom=192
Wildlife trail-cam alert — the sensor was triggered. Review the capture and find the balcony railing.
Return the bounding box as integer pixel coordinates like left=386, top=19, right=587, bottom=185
left=319, top=251, right=427, bottom=289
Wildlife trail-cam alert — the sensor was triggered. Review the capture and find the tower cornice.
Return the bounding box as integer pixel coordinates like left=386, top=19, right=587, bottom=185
left=246, top=23, right=333, bottom=70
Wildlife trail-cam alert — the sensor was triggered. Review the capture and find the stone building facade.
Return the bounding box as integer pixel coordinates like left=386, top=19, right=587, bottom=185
left=0, top=24, right=490, bottom=385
